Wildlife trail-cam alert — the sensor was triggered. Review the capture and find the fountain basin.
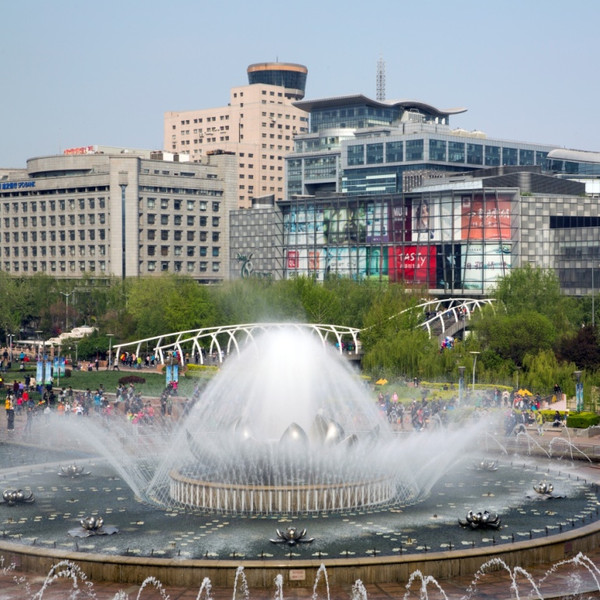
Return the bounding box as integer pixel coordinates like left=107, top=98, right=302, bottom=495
left=168, top=469, right=396, bottom=513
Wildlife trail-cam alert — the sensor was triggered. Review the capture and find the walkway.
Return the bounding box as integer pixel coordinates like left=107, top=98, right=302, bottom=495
left=1, top=419, right=600, bottom=599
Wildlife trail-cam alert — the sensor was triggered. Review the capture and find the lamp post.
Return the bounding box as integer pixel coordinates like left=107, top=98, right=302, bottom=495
left=574, top=370, right=583, bottom=412
left=458, top=366, right=465, bottom=405
left=59, top=291, right=73, bottom=333
left=470, top=351, right=480, bottom=394
left=106, top=334, right=114, bottom=370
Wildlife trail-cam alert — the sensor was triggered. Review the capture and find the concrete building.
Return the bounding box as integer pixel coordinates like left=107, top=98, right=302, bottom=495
left=164, top=63, right=309, bottom=208
left=0, top=146, right=237, bottom=282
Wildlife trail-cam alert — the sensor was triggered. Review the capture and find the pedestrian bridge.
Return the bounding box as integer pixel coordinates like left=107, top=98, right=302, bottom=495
left=114, top=298, right=495, bottom=365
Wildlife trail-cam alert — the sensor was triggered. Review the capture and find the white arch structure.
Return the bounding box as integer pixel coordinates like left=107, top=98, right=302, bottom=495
left=113, top=299, right=495, bottom=366
left=114, top=322, right=362, bottom=366
left=416, top=297, right=497, bottom=339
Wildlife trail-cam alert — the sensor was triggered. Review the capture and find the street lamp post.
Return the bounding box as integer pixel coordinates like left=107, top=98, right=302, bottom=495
left=106, top=334, right=114, bottom=370
left=470, top=351, right=480, bottom=394
left=458, top=366, right=466, bottom=405
left=60, top=292, right=73, bottom=333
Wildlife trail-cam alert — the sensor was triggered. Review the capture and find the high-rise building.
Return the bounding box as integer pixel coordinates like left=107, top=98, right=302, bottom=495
left=164, top=63, right=309, bottom=208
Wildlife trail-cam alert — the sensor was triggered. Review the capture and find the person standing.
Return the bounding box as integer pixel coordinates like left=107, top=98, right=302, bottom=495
left=5, top=394, right=15, bottom=431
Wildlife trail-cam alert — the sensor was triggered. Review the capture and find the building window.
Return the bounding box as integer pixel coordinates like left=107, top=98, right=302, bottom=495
left=212, top=262, right=220, bottom=272
left=467, top=143, right=483, bottom=165
left=366, top=143, right=384, bottom=164
left=147, top=197, right=156, bottom=209
left=148, top=261, right=156, bottom=271
left=503, top=147, right=518, bottom=166
left=429, top=139, right=447, bottom=162
left=200, top=247, right=207, bottom=257
left=187, top=246, right=195, bottom=256
left=161, top=215, right=169, bottom=225
left=386, top=141, right=403, bottom=162
left=212, top=247, right=220, bottom=257
left=405, top=139, right=424, bottom=161
left=348, top=145, right=364, bottom=166
left=448, top=141, right=465, bottom=163
left=147, top=245, right=156, bottom=256
left=161, top=261, right=169, bottom=272
left=212, top=217, right=219, bottom=227
left=187, top=231, right=195, bottom=241
left=161, top=230, right=169, bottom=241
left=186, top=262, right=195, bottom=273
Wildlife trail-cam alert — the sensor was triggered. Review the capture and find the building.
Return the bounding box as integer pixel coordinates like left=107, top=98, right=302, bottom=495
left=230, top=166, right=600, bottom=296
left=164, top=62, right=309, bottom=208
left=0, top=146, right=237, bottom=282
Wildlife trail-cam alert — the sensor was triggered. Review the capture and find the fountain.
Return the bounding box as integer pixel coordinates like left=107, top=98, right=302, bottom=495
left=0, top=327, right=599, bottom=590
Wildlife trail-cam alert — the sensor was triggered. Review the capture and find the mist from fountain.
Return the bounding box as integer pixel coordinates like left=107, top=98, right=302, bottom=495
left=140, top=327, right=487, bottom=513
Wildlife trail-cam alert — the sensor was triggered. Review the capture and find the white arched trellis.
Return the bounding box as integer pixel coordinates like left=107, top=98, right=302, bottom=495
left=113, top=322, right=362, bottom=366
left=417, top=297, right=497, bottom=340
left=113, top=299, right=495, bottom=366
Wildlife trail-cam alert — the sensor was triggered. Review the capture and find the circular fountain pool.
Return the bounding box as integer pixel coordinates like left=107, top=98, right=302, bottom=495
left=1, top=327, right=599, bottom=588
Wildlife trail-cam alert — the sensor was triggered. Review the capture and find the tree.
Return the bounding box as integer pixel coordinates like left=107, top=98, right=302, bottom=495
left=474, top=310, right=556, bottom=366
left=556, top=326, right=600, bottom=371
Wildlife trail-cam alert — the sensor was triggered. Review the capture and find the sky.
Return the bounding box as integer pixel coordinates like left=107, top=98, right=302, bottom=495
left=2, top=0, right=600, bottom=167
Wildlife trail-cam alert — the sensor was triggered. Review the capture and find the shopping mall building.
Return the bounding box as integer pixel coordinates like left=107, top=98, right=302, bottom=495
left=231, top=94, right=600, bottom=296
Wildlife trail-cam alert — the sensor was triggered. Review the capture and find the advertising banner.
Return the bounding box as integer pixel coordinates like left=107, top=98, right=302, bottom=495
left=461, top=243, right=512, bottom=290
left=388, top=246, right=437, bottom=284
left=461, top=194, right=512, bottom=240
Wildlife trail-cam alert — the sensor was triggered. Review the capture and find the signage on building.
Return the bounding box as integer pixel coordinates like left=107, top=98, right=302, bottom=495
left=1, top=181, right=35, bottom=189
left=63, top=145, right=96, bottom=155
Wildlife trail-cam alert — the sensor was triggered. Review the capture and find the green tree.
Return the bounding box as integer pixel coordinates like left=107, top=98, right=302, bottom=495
left=475, top=310, right=556, bottom=366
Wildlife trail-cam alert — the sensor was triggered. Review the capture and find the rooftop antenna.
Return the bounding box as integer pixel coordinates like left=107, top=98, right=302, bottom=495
left=376, top=56, right=386, bottom=101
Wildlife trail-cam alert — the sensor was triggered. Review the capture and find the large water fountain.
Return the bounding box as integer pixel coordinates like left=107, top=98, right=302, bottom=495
left=0, top=326, right=599, bottom=591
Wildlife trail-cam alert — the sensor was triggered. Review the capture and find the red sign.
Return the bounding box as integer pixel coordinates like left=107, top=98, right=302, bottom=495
left=63, top=146, right=95, bottom=155
left=308, top=250, right=319, bottom=271
left=388, top=246, right=436, bottom=284
left=287, top=250, right=299, bottom=269
left=461, top=194, right=511, bottom=240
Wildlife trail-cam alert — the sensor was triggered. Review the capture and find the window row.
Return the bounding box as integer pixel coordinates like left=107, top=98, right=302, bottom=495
left=4, top=261, right=106, bottom=273
left=143, top=230, right=219, bottom=242
left=142, top=215, right=220, bottom=227
left=144, top=246, right=220, bottom=257
left=3, top=230, right=105, bottom=242
left=142, top=198, right=219, bottom=211
left=1, top=197, right=106, bottom=213
left=145, top=261, right=220, bottom=273
left=3, top=213, right=105, bottom=228
left=3, top=245, right=106, bottom=257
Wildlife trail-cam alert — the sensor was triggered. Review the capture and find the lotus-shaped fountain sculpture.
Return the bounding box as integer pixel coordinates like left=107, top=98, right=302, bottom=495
left=530, top=480, right=564, bottom=499
left=69, top=515, right=119, bottom=537
left=1, top=489, right=35, bottom=505
left=270, top=526, right=314, bottom=546
left=458, top=510, right=501, bottom=530
left=58, top=464, right=91, bottom=478
left=474, top=459, right=498, bottom=471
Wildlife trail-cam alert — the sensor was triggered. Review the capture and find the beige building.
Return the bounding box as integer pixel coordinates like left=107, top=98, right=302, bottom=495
left=0, top=146, right=237, bottom=282
left=164, top=63, right=309, bottom=208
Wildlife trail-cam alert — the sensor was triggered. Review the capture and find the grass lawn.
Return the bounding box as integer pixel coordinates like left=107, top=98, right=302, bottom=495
left=1, top=364, right=215, bottom=398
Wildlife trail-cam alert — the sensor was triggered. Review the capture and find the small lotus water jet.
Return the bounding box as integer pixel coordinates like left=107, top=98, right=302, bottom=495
left=474, top=459, right=498, bottom=471
left=68, top=515, right=118, bottom=538
left=1, top=489, right=35, bottom=505
left=58, top=465, right=90, bottom=478
left=269, top=527, right=314, bottom=546
left=458, top=510, right=501, bottom=530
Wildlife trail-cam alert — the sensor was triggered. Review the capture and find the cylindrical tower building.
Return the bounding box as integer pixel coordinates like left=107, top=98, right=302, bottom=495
left=247, top=62, right=308, bottom=99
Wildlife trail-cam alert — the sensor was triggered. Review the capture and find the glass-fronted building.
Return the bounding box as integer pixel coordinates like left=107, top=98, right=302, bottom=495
left=231, top=168, right=598, bottom=296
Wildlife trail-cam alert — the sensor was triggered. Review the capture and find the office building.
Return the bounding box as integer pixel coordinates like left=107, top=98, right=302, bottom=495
left=0, top=146, right=237, bottom=282
left=164, top=62, right=309, bottom=208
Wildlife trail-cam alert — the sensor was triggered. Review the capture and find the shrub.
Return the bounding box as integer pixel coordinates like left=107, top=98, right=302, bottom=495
left=118, top=375, right=146, bottom=386
left=566, top=412, right=600, bottom=429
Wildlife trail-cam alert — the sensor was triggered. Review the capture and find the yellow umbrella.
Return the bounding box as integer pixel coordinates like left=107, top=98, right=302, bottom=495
left=375, top=378, right=388, bottom=385
left=517, top=389, right=533, bottom=396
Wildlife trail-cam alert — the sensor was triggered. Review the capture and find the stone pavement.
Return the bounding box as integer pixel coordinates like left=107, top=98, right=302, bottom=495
left=2, top=417, right=600, bottom=598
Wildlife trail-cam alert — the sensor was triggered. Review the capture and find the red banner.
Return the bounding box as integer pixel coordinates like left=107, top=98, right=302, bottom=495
left=388, top=246, right=436, bottom=284
left=461, top=194, right=511, bottom=240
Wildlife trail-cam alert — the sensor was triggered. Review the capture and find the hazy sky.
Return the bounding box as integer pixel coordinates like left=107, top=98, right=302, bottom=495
left=2, top=0, right=599, bottom=167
